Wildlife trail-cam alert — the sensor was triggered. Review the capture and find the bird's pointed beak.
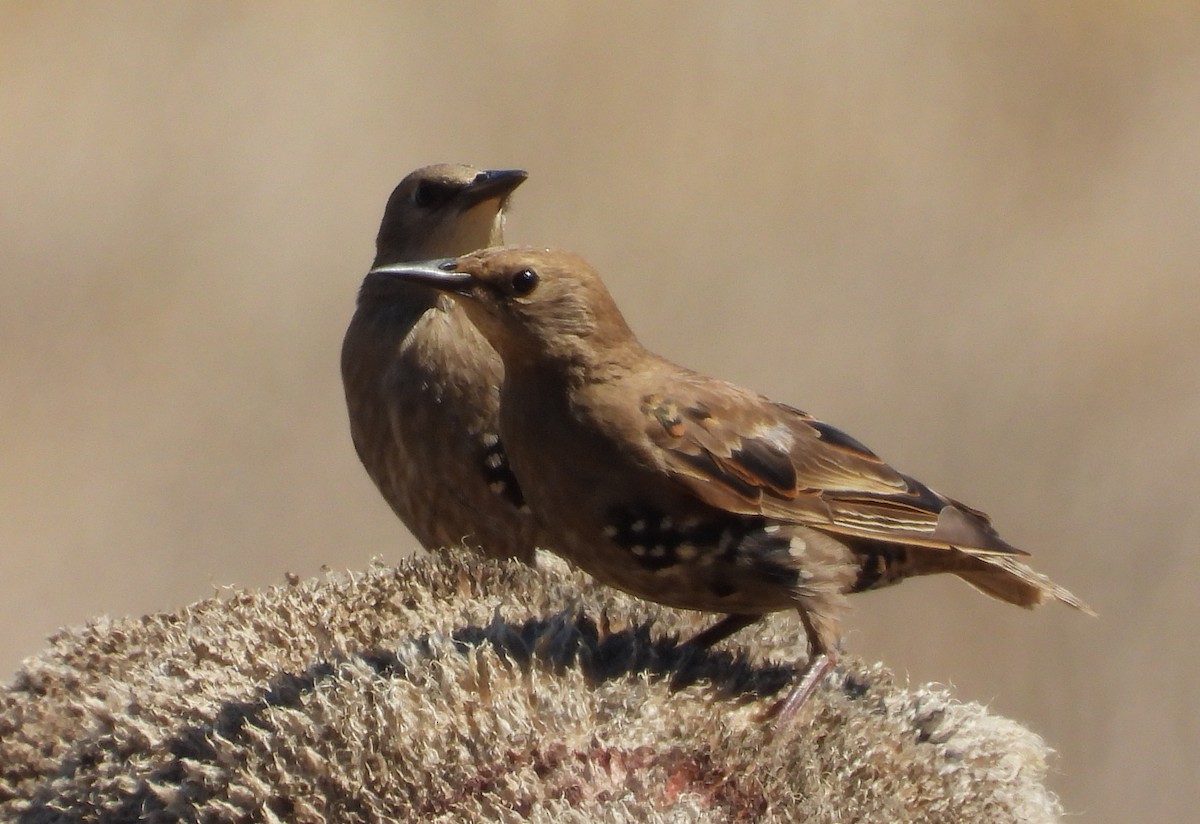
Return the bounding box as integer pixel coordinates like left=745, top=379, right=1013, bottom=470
left=458, top=168, right=528, bottom=209
left=367, top=259, right=476, bottom=295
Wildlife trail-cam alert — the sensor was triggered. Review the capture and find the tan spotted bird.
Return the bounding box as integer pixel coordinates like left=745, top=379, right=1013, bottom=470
left=368, top=246, right=1095, bottom=720
left=341, top=165, right=541, bottom=561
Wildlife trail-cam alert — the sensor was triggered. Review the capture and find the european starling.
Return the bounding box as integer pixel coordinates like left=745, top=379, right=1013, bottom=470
left=341, top=165, right=541, bottom=561
left=370, top=246, right=1094, bottom=719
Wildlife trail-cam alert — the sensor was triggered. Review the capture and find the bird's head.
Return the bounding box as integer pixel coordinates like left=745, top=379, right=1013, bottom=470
left=373, top=164, right=527, bottom=265
left=368, top=246, right=637, bottom=370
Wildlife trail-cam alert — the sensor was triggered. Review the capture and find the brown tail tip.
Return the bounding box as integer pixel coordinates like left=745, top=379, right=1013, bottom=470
left=956, top=554, right=1097, bottom=617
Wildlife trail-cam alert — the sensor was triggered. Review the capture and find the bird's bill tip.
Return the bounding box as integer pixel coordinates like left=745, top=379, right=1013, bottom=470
left=367, top=259, right=474, bottom=293
left=479, top=167, right=528, bottom=185
left=369, top=257, right=456, bottom=272
left=462, top=168, right=528, bottom=205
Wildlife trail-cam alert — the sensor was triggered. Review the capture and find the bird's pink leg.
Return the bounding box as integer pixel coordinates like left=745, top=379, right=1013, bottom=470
left=770, top=651, right=837, bottom=724
left=761, top=608, right=838, bottom=724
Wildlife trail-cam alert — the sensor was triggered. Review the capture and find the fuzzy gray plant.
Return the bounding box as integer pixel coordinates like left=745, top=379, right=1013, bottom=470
left=0, top=551, right=1062, bottom=822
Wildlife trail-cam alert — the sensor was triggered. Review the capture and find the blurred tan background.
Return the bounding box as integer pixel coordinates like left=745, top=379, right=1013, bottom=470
left=2, top=3, right=1196, bottom=819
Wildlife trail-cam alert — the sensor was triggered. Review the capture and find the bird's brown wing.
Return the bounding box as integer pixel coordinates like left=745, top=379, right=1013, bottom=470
left=641, top=382, right=1026, bottom=556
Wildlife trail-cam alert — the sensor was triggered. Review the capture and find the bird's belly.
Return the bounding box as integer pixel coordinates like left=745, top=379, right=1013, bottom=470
left=349, top=322, right=538, bottom=559
left=550, top=517, right=805, bottom=616
left=389, top=381, right=533, bottom=551
left=590, top=556, right=798, bottom=614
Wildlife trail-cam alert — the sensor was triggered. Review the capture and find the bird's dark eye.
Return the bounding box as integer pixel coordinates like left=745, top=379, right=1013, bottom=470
left=511, top=268, right=539, bottom=295
left=412, top=180, right=456, bottom=210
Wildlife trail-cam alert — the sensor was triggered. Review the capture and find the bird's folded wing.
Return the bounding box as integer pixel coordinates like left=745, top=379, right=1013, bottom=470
left=641, top=387, right=1026, bottom=556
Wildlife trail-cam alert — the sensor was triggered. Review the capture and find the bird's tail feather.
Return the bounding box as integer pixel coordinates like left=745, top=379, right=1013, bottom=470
left=954, top=552, right=1096, bottom=616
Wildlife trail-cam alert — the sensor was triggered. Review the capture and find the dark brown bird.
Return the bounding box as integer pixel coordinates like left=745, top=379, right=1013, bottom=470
left=341, top=165, right=541, bottom=561
left=369, top=246, right=1094, bottom=719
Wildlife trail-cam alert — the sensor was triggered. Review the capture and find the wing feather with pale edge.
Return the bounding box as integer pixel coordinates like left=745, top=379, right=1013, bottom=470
left=641, top=383, right=1027, bottom=557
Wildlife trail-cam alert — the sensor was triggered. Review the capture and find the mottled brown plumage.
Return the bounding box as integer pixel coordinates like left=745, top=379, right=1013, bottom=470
left=369, top=246, right=1094, bottom=719
left=340, top=166, right=541, bottom=560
